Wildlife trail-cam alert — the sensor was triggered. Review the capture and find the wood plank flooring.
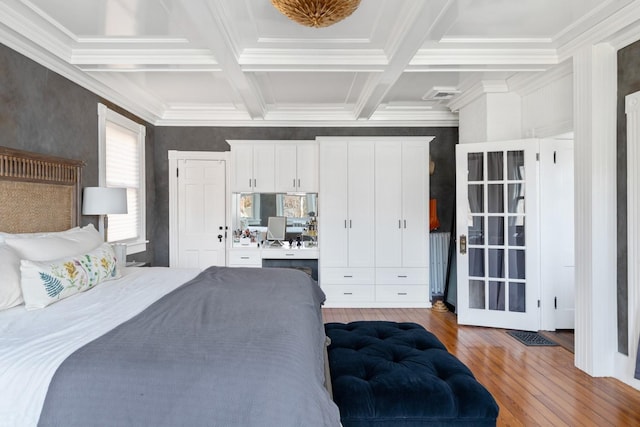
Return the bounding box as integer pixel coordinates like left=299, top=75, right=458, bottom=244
left=322, top=308, right=640, bottom=426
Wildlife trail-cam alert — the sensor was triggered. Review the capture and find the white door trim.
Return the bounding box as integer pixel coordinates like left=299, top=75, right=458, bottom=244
left=168, top=150, right=231, bottom=268
left=618, top=91, right=640, bottom=389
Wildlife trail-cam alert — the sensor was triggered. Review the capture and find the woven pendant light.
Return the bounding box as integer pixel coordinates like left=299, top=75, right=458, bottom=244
left=271, top=0, right=361, bottom=28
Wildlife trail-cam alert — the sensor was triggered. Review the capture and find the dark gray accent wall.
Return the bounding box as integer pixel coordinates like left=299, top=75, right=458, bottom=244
left=0, top=43, right=156, bottom=265
left=617, top=40, right=640, bottom=354
left=154, top=127, right=457, bottom=266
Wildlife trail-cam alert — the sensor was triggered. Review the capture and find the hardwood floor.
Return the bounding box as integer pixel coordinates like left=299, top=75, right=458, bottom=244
left=322, top=308, right=640, bottom=426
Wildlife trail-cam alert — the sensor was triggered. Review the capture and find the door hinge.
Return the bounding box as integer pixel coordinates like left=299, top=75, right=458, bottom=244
left=176, top=168, right=179, bottom=178
left=536, top=152, right=540, bottom=161
left=553, top=151, right=557, bottom=164
left=537, top=299, right=540, bottom=308
left=554, top=296, right=557, bottom=309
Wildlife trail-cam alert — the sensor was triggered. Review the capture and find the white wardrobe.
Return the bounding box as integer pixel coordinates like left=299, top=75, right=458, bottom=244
left=318, top=136, right=432, bottom=307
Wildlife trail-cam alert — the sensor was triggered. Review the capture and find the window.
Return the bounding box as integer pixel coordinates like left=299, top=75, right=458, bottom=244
left=98, top=103, right=146, bottom=254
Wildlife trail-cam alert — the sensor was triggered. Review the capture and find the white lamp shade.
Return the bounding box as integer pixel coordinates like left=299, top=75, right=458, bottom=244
left=82, top=187, right=128, bottom=215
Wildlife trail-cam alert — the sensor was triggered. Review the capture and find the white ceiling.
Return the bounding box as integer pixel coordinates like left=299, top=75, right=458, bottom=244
left=0, top=0, right=635, bottom=126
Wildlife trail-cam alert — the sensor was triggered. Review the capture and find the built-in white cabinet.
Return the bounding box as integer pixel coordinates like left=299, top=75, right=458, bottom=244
left=374, top=140, right=430, bottom=304
left=318, top=136, right=432, bottom=308
left=319, top=139, right=376, bottom=304
left=274, top=142, right=318, bottom=192
left=229, top=140, right=317, bottom=193
left=230, top=142, right=275, bottom=192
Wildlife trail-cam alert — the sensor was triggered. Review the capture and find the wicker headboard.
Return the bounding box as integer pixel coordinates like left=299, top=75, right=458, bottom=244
left=0, top=146, right=84, bottom=233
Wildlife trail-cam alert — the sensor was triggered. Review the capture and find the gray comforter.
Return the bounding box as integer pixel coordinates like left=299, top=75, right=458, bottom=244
left=38, top=267, right=340, bottom=426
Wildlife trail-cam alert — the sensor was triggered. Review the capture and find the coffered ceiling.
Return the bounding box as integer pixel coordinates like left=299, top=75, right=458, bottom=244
left=0, top=0, right=637, bottom=126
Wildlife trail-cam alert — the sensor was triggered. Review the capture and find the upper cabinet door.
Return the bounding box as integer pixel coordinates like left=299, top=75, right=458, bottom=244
left=275, top=144, right=298, bottom=192
left=231, top=144, right=254, bottom=192
left=251, top=143, right=275, bottom=192
left=296, top=143, right=319, bottom=192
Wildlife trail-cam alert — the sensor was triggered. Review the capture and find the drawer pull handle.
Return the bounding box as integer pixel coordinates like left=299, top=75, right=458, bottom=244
left=397, top=275, right=408, bottom=278
left=240, top=257, right=250, bottom=259
left=397, top=292, right=408, bottom=296
left=343, top=275, right=353, bottom=278
left=285, top=253, right=295, bottom=257
left=343, top=292, right=353, bottom=295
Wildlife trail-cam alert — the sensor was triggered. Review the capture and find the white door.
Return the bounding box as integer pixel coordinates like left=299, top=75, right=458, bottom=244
left=540, top=139, right=575, bottom=330
left=274, top=144, right=297, bottom=192
left=401, top=141, right=429, bottom=268
left=456, top=140, right=540, bottom=331
left=177, top=159, right=227, bottom=269
left=296, top=143, right=319, bottom=192
left=375, top=141, right=403, bottom=267
left=347, top=141, right=375, bottom=268
left=252, top=143, right=275, bottom=192
left=231, top=144, right=254, bottom=192
left=319, top=142, right=349, bottom=268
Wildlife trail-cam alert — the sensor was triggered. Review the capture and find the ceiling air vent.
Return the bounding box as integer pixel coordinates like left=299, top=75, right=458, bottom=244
left=422, top=87, right=460, bottom=101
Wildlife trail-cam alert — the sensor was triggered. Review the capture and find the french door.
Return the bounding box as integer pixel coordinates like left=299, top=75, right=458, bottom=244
left=456, top=140, right=540, bottom=331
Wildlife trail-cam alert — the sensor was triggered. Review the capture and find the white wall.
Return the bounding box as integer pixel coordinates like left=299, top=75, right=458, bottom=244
left=520, top=66, right=574, bottom=139
left=458, top=92, right=521, bottom=144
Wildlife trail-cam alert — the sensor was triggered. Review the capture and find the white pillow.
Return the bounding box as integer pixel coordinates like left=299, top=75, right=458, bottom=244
left=20, top=243, right=120, bottom=310
left=5, top=224, right=103, bottom=261
left=0, top=245, right=24, bottom=310
left=0, top=226, right=81, bottom=244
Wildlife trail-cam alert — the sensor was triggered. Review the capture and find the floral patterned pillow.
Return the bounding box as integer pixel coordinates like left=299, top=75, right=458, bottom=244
left=20, top=243, right=120, bottom=310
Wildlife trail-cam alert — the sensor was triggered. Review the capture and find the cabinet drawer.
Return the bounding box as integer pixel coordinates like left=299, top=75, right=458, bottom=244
left=229, top=250, right=261, bottom=266
left=262, top=249, right=319, bottom=259
left=322, top=285, right=375, bottom=302
left=376, top=285, right=429, bottom=302
left=321, top=268, right=375, bottom=285
left=375, top=268, right=428, bottom=285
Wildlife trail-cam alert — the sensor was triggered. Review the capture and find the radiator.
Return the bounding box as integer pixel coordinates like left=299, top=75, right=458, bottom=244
left=429, top=232, right=451, bottom=296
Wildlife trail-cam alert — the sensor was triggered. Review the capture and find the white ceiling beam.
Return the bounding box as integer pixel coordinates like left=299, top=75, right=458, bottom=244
left=354, top=0, right=458, bottom=120
left=172, top=0, right=266, bottom=120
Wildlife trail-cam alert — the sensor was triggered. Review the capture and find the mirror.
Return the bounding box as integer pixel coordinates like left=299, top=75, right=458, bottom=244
left=266, top=216, right=286, bottom=246
left=233, top=193, right=317, bottom=238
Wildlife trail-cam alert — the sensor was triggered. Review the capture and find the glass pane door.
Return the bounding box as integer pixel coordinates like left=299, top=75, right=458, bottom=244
left=456, top=140, right=540, bottom=331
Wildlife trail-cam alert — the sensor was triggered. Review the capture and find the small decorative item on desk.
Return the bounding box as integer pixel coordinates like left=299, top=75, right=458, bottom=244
left=304, top=212, right=318, bottom=247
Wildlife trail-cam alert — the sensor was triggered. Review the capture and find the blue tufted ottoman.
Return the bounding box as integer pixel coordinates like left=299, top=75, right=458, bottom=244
left=324, top=321, right=499, bottom=427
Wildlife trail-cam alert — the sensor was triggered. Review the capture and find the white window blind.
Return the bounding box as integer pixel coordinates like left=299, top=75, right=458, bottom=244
left=105, top=122, right=140, bottom=242
left=98, top=103, right=146, bottom=254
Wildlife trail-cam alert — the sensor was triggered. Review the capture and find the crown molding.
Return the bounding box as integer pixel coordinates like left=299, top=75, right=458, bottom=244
left=447, top=80, right=509, bottom=112
left=238, top=48, right=388, bottom=67
left=556, top=0, right=640, bottom=61
left=71, top=48, right=218, bottom=66
left=507, top=59, right=573, bottom=96
left=411, top=48, right=558, bottom=66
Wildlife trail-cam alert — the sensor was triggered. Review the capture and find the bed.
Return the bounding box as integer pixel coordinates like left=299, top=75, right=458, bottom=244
left=0, top=146, right=340, bottom=427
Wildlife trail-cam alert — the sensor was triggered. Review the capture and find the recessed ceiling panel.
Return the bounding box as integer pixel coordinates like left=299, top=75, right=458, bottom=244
left=27, top=0, right=185, bottom=37
left=95, top=71, right=237, bottom=105
left=256, top=71, right=365, bottom=105
left=446, top=0, right=604, bottom=39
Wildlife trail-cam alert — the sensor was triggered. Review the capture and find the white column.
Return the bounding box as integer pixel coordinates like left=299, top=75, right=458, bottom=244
left=573, top=44, right=617, bottom=376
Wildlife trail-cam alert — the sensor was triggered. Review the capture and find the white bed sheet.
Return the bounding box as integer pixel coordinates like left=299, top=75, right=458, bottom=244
left=0, top=267, right=199, bottom=427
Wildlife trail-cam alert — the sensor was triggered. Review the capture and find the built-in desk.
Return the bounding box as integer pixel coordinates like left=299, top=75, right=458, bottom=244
left=228, top=244, right=319, bottom=279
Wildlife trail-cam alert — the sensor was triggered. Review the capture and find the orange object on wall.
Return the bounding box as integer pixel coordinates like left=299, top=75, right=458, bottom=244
left=429, top=198, right=440, bottom=231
